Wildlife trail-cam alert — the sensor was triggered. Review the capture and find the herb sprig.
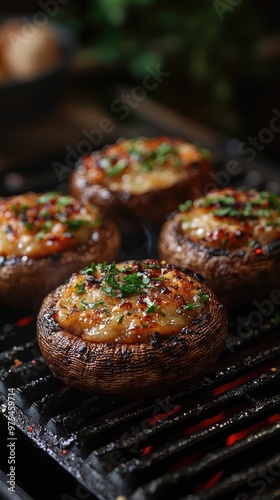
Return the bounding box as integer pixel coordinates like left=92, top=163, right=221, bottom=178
left=200, top=191, right=280, bottom=220
left=11, top=192, right=100, bottom=236
left=176, top=289, right=210, bottom=314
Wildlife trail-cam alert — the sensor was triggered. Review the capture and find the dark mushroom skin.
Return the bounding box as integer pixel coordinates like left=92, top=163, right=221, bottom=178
left=158, top=187, right=280, bottom=310
left=0, top=192, right=121, bottom=310
left=69, top=136, right=213, bottom=223
left=36, top=259, right=227, bottom=399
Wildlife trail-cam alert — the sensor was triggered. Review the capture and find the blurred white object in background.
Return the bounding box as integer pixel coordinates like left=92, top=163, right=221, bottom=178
left=0, top=19, right=61, bottom=82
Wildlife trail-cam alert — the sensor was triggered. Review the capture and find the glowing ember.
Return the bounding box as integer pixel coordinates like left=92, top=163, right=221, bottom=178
left=184, top=412, right=226, bottom=436
left=213, top=375, right=251, bottom=396
left=142, top=445, right=153, bottom=456
left=195, top=470, right=224, bottom=492
left=226, top=414, right=280, bottom=446
left=213, top=362, right=279, bottom=397
left=27, top=426, right=33, bottom=432
left=148, top=405, right=182, bottom=426
left=13, top=358, right=22, bottom=367
left=16, top=316, right=33, bottom=328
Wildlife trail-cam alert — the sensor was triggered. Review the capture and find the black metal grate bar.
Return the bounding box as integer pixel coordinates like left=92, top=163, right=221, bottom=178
left=84, top=367, right=280, bottom=462
left=130, top=430, right=280, bottom=500
left=105, top=396, right=280, bottom=492
left=195, top=452, right=280, bottom=500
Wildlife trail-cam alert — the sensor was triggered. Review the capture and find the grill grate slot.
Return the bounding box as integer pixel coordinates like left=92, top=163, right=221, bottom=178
left=27, top=385, right=96, bottom=426
left=46, top=395, right=134, bottom=437
left=89, top=367, right=280, bottom=450
left=128, top=424, right=280, bottom=500
left=14, top=374, right=63, bottom=410
left=106, top=397, right=280, bottom=494
left=0, top=320, right=35, bottom=352
left=0, top=358, right=49, bottom=395
left=194, top=452, right=280, bottom=500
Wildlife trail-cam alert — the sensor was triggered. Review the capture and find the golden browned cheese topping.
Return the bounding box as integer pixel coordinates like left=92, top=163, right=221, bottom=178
left=178, top=188, right=280, bottom=249
left=53, top=260, right=210, bottom=344
left=80, top=137, right=210, bottom=195
left=0, top=192, right=101, bottom=258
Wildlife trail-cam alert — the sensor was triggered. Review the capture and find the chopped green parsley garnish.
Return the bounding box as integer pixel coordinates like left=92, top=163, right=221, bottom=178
left=126, top=139, right=183, bottom=172
left=106, top=160, right=127, bottom=177
left=178, top=200, right=192, bottom=212
left=74, top=281, right=87, bottom=295
left=36, top=192, right=60, bottom=204
left=176, top=289, right=209, bottom=314
left=57, top=196, right=74, bottom=209
left=200, top=148, right=212, bottom=160
left=180, top=303, right=201, bottom=311
left=145, top=298, right=166, bottom=316
left=66, top=219, right=92, bottom=231
left=81, top=262, right=156, bottom=299
left=10, top=193, right=99, bottom=237
left=203, top=195, right=235, bottom=207
left=200, top=191, right=280, bottom=220
left=197, top=290, right=209, bottom=303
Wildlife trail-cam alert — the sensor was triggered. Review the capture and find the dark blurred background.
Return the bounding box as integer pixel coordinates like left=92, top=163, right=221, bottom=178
left=0, top=0, right=279, bottom=194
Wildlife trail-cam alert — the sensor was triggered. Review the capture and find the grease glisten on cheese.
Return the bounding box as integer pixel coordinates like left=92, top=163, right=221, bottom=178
left=53, top=260, right=210, bottom=344
left=0, top=192, right=100, bottom=258
left=178, top=188, right=280, bottom=248
left=80, top=137, right=208, bottom=195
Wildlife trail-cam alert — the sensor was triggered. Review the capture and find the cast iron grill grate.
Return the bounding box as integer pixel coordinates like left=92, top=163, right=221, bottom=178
left=0, top=307, right=280, bottom=500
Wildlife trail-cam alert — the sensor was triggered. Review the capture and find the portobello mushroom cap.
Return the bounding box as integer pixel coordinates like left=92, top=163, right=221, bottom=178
left=0, top=192, right=120, bottom=310
left=36, top=259, right=228, bottom=399
left=158, top=187, right=280, bottom=310
left=69, top=136, right=213, bottom=223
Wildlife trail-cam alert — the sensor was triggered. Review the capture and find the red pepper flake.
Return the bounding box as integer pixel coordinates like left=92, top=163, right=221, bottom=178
left=61, top=450, right=67, bottom=456
left=27, top=426, right=34, bottom=432
left=255, top=248, right=263, bottom=255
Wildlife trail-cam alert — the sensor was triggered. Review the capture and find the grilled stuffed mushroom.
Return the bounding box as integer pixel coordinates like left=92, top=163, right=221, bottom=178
left=36, top=259, right=227, bottom=398
left=158, top=187, right=280, bottom=310
left=69, top=136, right=212, bottom=223
left=0, top=192, right=120, bottom=309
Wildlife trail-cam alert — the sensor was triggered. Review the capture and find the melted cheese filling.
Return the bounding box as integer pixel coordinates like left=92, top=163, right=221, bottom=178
left=0, top=193, right=100, bottom=258
left=54, top=261, right=210, bottom=343
left=179, top=189, right=280, bottom=248
left=83, top=138, right=207, bottom=195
